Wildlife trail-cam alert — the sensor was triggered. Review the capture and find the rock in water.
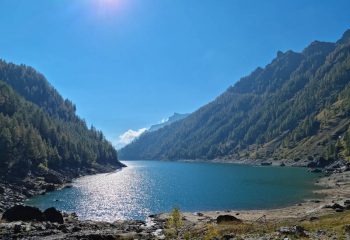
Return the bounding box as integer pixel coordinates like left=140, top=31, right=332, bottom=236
left=2, top=205, right=42, bottom=222
left=216, top=215, right=242, bottom=224
left=42, top=207, right=64, bottom=224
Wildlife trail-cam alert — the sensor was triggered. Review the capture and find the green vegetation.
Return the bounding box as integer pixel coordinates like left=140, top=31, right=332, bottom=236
left=120, top=29, right=350, bottom=162
left=177, top=212, right=350, bottom=239
left=165, top=208, right=183, bottom=239
left=0, top=61, right=122, bottom=180
left=203, top=224, right=220, bottom=240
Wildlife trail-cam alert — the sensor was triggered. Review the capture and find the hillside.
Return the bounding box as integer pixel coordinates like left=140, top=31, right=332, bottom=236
left=119, top=29, right=350, bottom=162
left=148, top=113, right=189, bottom=132
left=0, top=61, right=123, bottom=180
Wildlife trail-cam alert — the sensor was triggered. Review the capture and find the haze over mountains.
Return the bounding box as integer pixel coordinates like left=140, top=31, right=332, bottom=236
left=115, top=113, right=189, bottom=149
left=119, top=29, right=350, bottom=162
left=148, top=113, right=189, bottom=132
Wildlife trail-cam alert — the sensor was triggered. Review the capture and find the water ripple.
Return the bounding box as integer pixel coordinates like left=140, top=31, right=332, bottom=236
left=26, top=161, right=320, bottom=222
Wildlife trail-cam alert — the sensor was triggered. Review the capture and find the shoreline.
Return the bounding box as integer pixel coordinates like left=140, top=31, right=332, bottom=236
left=161, top=172, right=342, bottom=222
left=160, top=170, right=348, bottom=223
left=0, top=163, right=126, bottom=214
left=1, top=160, right=350, bottom=239
left=162, top=157, right=325, bottom=169
left=153, top=170, right=350, bottom=239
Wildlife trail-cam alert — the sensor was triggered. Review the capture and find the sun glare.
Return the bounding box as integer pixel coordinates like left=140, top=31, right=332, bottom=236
left=98, top=0, right=120, bottom=8
left=94, top=0, right=126, bottom=16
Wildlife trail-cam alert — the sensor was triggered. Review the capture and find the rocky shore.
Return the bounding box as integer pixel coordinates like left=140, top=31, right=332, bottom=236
left=0, top=207, right=166, bottom=239
left=0, top=163, right=168, bottom=240
left=0, top=164, right=124, bottom=213
left=1, top=159, right=350, bottom=239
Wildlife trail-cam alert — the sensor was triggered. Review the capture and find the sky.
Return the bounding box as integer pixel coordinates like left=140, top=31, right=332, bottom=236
left=0, top=0, right=350, bottom=148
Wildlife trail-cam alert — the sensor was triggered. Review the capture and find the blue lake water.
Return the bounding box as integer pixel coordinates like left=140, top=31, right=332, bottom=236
left=26, top=161, right=320, bottom=222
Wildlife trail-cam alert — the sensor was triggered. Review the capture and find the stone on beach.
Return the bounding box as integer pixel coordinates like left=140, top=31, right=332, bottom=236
left=2, top=205, right=43, bottom=222
left=216, top=215, right=242, bottom=224
left=42, top=207, right=64, bottom=224
left=2, top=205, right=64, bottom=224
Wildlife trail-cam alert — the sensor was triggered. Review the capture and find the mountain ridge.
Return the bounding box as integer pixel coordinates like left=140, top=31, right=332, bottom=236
left=148, top=113, right=190, bottom=132
left=119, top=29, right=350, bottom=162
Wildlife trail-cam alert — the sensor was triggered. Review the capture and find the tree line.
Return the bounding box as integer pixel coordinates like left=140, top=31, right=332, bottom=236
left=0, top=61, right=120, bottom=179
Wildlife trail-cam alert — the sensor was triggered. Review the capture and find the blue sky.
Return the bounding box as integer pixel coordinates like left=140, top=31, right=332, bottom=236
left=0, top=0, right=350, bottom=148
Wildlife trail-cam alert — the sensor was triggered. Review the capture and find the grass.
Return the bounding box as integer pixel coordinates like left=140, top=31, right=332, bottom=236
left=299, top=211, right=350, bottom=239
left=165, top=207, right=350, bottom=239
left=185, top=211, right=350, bottom=239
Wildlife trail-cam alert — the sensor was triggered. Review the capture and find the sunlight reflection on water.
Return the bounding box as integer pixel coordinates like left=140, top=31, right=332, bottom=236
left=27, top=161, right=320, bottom=222
left=72, top=164, right=153, bottom=221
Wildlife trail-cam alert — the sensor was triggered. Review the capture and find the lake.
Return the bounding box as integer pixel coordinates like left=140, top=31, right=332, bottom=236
left=26, top=160, right=320, bottom=222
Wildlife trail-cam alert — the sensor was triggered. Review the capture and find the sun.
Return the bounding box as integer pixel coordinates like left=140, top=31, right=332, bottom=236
left=91, top=0, right=126, bottom=17
left=96, top=0, right=122, bottom=10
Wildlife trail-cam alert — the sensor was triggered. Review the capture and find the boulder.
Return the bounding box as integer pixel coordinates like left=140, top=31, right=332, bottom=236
left=278, top=225, right=307, bottom=237
left=2, top=205, right=43, bottom=222
left=43, top=172, right=63, bottom=184
left=292, top=225, right=307, bottom=237
left=344, top=224, right=350, bottom=233
left=307, top=157, right=334, bottom=168
left=279, top=226, right=292, bottom=234
left=222, top=233, right=235, bottom=240
left=0, top=186, right=5, bottom=194
left=13, top=224, right=22, bottom=233
left=331, top=203, right=344, bottom=210
left=216, top=215, right=242, bottom=224
left=261, top=162, right=272, bottom=166
left=22, top=181, right=36, bottom=189
left=44, top=184, right=56, bottom=192
left=336, top=208, right=344, bottom=212
left=42, top=207, right=64, bottom=224
left=323, top=203, right=344, bottom=210
left=309, top=168, right=322, bottom=173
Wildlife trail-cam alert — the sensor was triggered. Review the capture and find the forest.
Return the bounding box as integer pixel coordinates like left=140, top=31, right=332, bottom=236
left=120, top=29, right=350, bottom=162
left=0, top=61, right=122, bottom=179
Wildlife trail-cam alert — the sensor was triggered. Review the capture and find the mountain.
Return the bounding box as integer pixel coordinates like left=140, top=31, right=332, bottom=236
left=148, top=113, right=190, bottom=132
left=119, top=29, right=350, bottom=163
left=0, top=60, right=123, bottom=179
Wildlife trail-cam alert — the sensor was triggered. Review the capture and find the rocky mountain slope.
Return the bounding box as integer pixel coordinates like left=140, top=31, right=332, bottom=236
left=148, top=113, right=189, bottom=132
left=120, top=29, right=350, bottom=163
